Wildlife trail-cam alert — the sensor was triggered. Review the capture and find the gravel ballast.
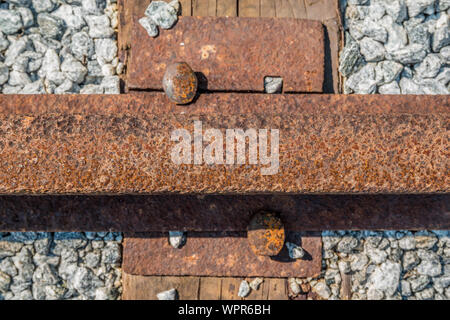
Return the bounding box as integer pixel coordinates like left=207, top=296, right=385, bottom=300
left=0, top=0, right=448, bottom=301
left=0, top=0, right=121, bottom=94
left=340, top=0, right=450, bottom=94
left=0, top=232, right=122, bottom=300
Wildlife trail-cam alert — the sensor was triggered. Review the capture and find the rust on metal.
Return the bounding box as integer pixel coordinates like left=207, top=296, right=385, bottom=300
left=0, top=194, right=448, bottom=232
left=123, top=231, right=322, bottom=278
left=128, top=16, right=325, bottom=92
left=0, top=93, right=448, bottom=194
left=248, top=211, right=285, bottom=256
left=163, top=62, right=198, bottom=104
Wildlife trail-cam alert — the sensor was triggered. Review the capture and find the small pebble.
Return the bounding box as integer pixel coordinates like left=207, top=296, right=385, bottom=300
left=169, top=231, right=186, bottom=248
left=238, top=280, right=251, bottom=298
left=157, top=288, right=178, bottom=300
left=249, top=278, right=263, bottom=291
left=286, top=242, right=306, bottom=259
left=264, top=76, right=283, bottom=93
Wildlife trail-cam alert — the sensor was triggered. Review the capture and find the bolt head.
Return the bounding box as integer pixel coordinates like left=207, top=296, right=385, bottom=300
left=163, top=62, right=198, bottom=104
left=248, top=211, right=285, bottom=256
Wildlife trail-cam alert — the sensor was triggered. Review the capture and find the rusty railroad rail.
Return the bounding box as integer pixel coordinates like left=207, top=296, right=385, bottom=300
left=0, top=93, right=447, bottom=195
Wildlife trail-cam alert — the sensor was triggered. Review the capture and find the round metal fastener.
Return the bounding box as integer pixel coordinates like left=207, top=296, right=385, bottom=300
left=247, top=211, right=285, bottom=257
left=162, top=62, right=198, bottom=104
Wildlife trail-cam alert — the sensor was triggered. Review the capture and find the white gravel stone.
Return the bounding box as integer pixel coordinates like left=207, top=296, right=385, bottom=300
left=415, top=287, right=435, bottom=300
left=2, top=84, right=21, bottom=93
left=438, top=0, right=450, bottom=11
left=101, top=75, right=120, bottom=93
left=101, top=64, right=115, bottom=76
left=401, top=280, right=412, bottom=296
left=367, top=261, right=401, bottom=296
left=238, top=280, right=250, bottom=297
left=85, top=15, right=114, bottom=38
left=360, top=37, right=386, bottom=62
left=32, top=264, right=59, bottom=285
left=378, top=81, right=401, bottom=94
left=399, top=232, right=416, bottom=250
left=345, top=63, right=378, bottom=93
left=61, top=55, right=87, bottom=83
left=388, top=44, right=428, bottom=64
left=414, top=53, right=443, bottom=78
left=82, top=0, right=102, bottom=15
left=12, top=56, right=31, bottom=72
left=383, top=0, right=408, bottom=23
left=53, top=5, right=86, bottom=31
left=71, top=31, right=94, bottom=61
left=337, top=235, right=360, bottom=253
left=71, top=267, right=104, bottom=298
left=249, top=278, right=263, bottom=291
left=20, top=79, right=46, bottom=93
left=367, top=246, right=388, bottom=264
left=8, top=70, right=31, bottom=87
left=406, top=0, right=436, bottom=17
left=169, top=0, right=181, bottom=13
left=415, top=231, right=439, bottom=249
left=286, top=242, right=306, bottom=259
left=168, top=231, right=186, bottom=249
left=54, top=78, right=76, bottom=94
left=399, top=77, right=424, bottom=93
left=0, top=31, right=9, bottom=51
left=348, top=0, right=369, bottom=5
left=0, top=62, right=9, bottom=85
left=339, top=39, right=364, bottom=77
left=264, top=76, right=283, bottom=93
left=367, top=287, right=384, bottom=300
left=94, top=287, right=117, bottom=300
left=94, top=38, right=117, bottom=63
left=33, top=0, right=55, bottom=13
left=345, top=5, right=369, bottom=22
left=350, top=253, right=369, bottom=271
left=368, top=3, right=385, bottom=21
left=157, top=288, right=177, bottom=300
left=417, top=250, right=442, bottom=277
left=37, top=13, right=65, bottom=39
left=22, top=51, right=43, bottom=73
left=409, top=274, right=431, bottom=292
left=416, top=78, right=449, bottom=93
left=289, top=278, right=301, bottom=295
left=322, top=231, right=340, bottom=250
left=380, top=15, right=408, bottom=52
left=0, top=271, right=11, bottom=293
left=4, top=37, right=28, bottom=67
left=139, top=16, right=158, bottom=37
left=101, top=243, right=121, bottom=265
left=0, top=9, right=23, bottom=35
left=432, top=17, right=450, bottom=52
left=116, top=62, right=124, bottom=75
left=377, top=60, right=404, bottom=83
left=312, top=280, right=331, bottom=299
left=145, top=0, right=178, bottom=30
left=407, top=24, right=431, bottom=48
left=350, top=18, right=388, bottom=43
left=436, top=67, right=450, bottom=86
left=17, top=7, right=34, bottom=28
left=80, top=83, right=104, bottom=94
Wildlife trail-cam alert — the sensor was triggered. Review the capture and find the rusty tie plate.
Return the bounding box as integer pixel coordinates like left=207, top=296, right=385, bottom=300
left=127, top=16, right=325, bottom=92
left=123, top=232, right=322, bottom=278
left=0, top=93, right=448, bottom=195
